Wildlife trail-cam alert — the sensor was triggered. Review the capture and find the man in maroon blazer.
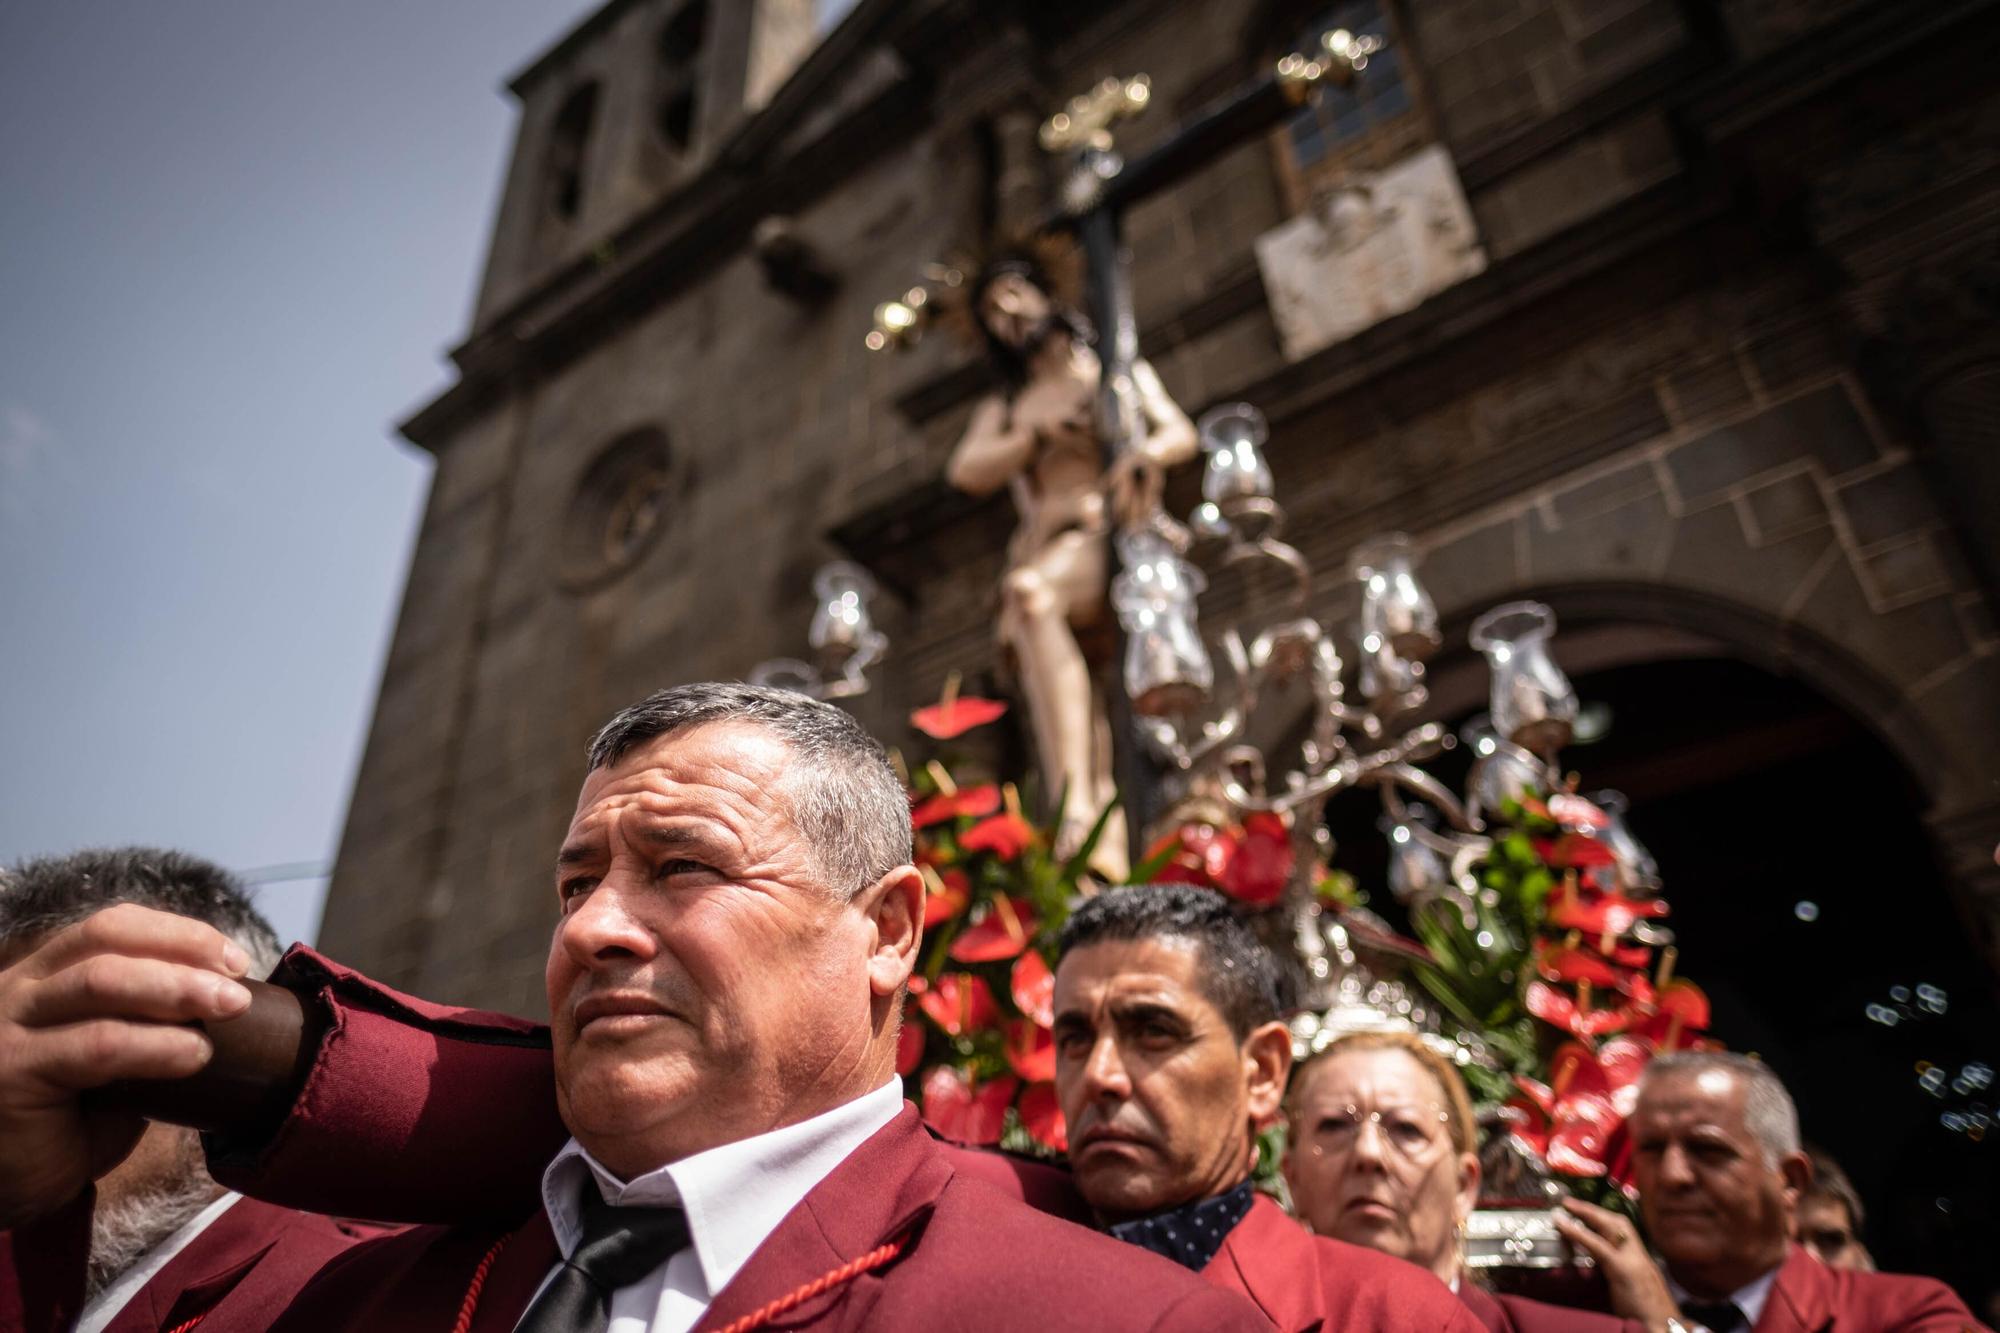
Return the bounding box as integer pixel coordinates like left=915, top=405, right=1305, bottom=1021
left=0, top=848, right=368, bottom=1333
left=1048, top=884, right=1482, bottom=1332
left=1554, top=1052, right=1985, bottom=1333
left=0, top=684, right=1261, bottom=1331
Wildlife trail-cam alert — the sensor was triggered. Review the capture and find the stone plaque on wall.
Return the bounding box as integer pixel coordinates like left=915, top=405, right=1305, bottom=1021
left=1253, top=144, right=1487, bottom=363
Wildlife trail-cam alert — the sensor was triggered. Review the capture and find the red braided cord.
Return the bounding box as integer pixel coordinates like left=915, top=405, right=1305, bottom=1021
left=450, top=1232, right=513, bottom=1333
left=710, top=1234, right=908, bottom=1333
left=163, top=1316, right=205, bottom=1333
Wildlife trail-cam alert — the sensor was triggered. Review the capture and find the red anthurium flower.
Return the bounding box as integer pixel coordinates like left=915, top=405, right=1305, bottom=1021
left=1507, top=1065, right=1623, bottom=1179
left=1525, top=979, right=1633, bottom=1038
left=1547, top=793, right=1610, bottom=832
left=1545, top=889, right=1669, bottom=937
left=911, top=695, right=1009, bottom=740
left=1546, top=1042, right=1611, bottom=1100
left=920, top=1067, right=1017, bottom=1145
left=1608, top=942, right=1652, bottom=970
left=1600, top=1117, right=1637, bottom=1194
left=896, top=1019, right=926, bottom=1076
left=1535, top=943, right=1625, bottom=988
left=948, top=897, right=1038, bottom=963
left=1654, top=979, right=1711, bottom=1028
left=1011, top=950, right=1055, bottom=1028
left=918, top=973, right=1000, bottom=1036
left=1018, top=1081, right=1067, bottom=1151
left=1595, top=1035, right=1654, bottom=1116
left=1145, top=822, right=1233, bottom=888
left=1545, top=1092, right=1620, bottom=1177
left=911, top=784, right=1002, bottom=829
left=922, top=868, right=970, bottom=927
left=959, top=812, right=1037, bottom=860
left=1220, top=812, right=1294, bottom=907
left=1533, top=833, right=1619, bottom=870
left=1004, top=1018, right=1056, bottom=1083
left=1633, top=980, right=1711, bottom=1049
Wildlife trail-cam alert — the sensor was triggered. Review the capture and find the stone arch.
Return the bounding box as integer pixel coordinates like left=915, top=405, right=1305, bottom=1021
left=1406, top=450, right=2000, bottom=969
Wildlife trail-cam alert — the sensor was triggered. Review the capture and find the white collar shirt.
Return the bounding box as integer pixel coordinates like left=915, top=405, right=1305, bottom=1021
left=1668, top=1263, right=1781, bottom=1331
left=530, top=1078, right=903, bottom=1333
left=76, top=1190, right=242, bottom=1333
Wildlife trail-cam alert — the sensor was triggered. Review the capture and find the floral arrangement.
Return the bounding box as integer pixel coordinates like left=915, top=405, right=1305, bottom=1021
left=898, top=678, right=1142, bottom=1155
left=897, top=672, right=1717, bottom=1204
left=1407, top=786, right=1714, bottom=1201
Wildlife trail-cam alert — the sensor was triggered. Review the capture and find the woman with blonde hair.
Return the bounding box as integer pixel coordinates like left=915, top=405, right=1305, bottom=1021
left=1283, top=1031, right=1638, bottom=1333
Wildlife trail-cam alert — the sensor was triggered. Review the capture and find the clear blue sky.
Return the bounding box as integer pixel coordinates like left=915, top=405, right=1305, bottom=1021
left=0, top=2, right=601, bottom=947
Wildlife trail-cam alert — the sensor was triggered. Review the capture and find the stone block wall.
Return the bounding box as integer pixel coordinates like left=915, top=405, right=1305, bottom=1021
left=317, top=0, right=2000, bottom=1009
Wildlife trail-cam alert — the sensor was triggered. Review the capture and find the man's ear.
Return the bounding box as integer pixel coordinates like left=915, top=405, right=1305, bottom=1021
left=1243, top=1020, right=1295, bottom=1126
left=1778, top=1150, right=1812, bottom=1208
left=855, top=865, right=924, bottom=998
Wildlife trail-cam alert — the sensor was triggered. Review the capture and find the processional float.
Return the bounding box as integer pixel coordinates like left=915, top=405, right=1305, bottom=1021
left=752, top=24, right=1714, bottom=1282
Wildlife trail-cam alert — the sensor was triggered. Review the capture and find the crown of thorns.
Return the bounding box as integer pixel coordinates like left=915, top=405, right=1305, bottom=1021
left=928, top=231, right=1086, bottom=347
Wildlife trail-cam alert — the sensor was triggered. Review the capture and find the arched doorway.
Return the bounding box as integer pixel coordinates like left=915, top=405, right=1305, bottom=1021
left=1324, top=642, right=2000, bottom=1297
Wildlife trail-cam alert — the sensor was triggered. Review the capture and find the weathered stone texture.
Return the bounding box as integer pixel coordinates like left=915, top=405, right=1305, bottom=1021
left=318, top=0, right=2000, bottom=1006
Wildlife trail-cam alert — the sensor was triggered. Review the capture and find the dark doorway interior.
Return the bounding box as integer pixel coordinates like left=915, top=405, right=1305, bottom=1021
left=1323, top=655, right=1999, bottom=1301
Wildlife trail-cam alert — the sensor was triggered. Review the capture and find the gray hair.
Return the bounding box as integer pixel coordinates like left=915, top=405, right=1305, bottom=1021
left=586, top=682, right=911, bottom=898
left=0, top=847, right=281, bottom=978
left=1640, top=1051, right=1801, bottom=1165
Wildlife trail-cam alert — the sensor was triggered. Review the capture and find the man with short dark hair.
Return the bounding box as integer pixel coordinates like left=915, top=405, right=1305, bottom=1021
left=1051, top=883, right=1482, bottom=1330
left=0, top=685, right=1263, bottom=1332
left=1558, top=1052, right=1984, bottom=1333
left=0, top=848, right=363, bottom=1332
left=1796, top=1149, right=1871, bottom=1274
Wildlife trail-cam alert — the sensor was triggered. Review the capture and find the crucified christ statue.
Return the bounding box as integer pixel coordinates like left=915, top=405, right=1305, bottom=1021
left=945, top=252, right=1197, bottom=878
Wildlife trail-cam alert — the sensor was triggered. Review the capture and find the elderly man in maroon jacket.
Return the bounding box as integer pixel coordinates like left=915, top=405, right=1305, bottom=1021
left=1554, top=1052, right=1985, bottom=1333
left=0, top=684, right=1261, bottom=1332
left=1048, top=883, right=1481, bottom=1332
left=0, top=848, right=364, bottom=1333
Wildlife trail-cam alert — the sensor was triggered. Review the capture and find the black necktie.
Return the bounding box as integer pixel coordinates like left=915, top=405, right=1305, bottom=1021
left=1680, top=1300, right=1747, bottom=1333
left=516, top=1186, right=691, bottom=1333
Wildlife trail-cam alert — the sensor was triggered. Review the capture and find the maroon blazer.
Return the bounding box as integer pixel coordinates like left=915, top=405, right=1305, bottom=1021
left=257, top=1104, right=1263, bottom=1332
left=1455, top=1280, right=1638, bottom=1333
left=1198, top=1193, right=1485, bottom=1332
left=1, top=1190, right=363, bottom=1333
left=1747, top=1245, right=1986, bottom=1333
left=209, top=946, right=1090, bottom=1227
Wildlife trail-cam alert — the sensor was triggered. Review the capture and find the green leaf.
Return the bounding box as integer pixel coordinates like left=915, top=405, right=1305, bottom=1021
left=1059, top=791, right=1122, bottom=885
left=1125, top=839, right=1179, bottom=886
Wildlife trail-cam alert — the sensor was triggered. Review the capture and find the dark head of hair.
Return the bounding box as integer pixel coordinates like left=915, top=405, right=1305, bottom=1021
left=1803, top=1145, right=1865, bottom=1231
left=972, top=256, right=1094, bottom=395
left=1057, top=882, right=1284, bottom=1039
left=585, top=681, right=911, bottom=898
left=0, top=847, right=281, bottom=977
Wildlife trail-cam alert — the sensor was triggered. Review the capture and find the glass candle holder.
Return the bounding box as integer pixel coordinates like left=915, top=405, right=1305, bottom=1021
left=1111, top=530, right=1214, bottom=717
left=808, top=561, right=879, bottom=669
left=1350, top=533, right=1441, bottom=662
left=1468, top=601, right=1577, bottom=755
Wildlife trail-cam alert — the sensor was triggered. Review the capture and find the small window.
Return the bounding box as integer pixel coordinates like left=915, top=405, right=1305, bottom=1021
left=559, top=429, right=678, bottom=589
left=547, top=82, right=600, bottom=222
left=655, top=3, right=707, bottom=154
left=1272, top=2, right=1432, bottom=205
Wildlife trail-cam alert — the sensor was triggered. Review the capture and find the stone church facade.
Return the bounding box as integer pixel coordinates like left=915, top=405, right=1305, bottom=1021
left=317, top=0, right=2000, bottom=1019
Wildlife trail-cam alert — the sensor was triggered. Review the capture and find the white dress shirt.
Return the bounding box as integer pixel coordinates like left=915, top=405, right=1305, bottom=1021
left=529, top=1079, right=903, bottom=1333
left=76, top=1191, right=243, bottom=1333
left=1669, top=1264, right=1780, bottom=1331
